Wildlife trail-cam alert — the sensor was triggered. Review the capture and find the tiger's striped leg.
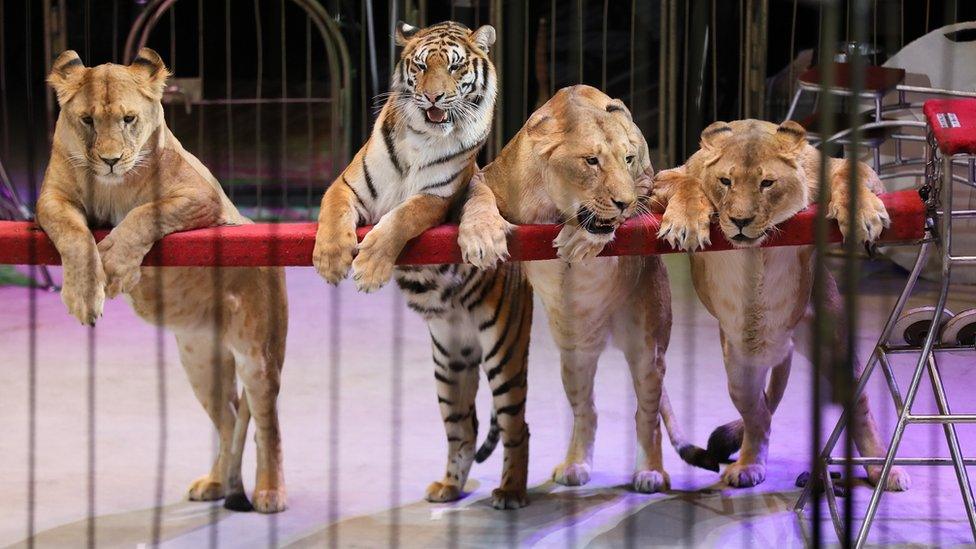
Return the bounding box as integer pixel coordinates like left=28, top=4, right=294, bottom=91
left=552, top=345, right=603, bottom=487
left=425, top=314, right=482, bottom=503
left=473, top=268, right=532, bottom=509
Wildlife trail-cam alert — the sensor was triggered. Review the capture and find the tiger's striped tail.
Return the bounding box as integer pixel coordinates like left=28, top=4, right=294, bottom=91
left=660, top=387, right=720, bottom=472
left=474, top=409, right=500, bottom=463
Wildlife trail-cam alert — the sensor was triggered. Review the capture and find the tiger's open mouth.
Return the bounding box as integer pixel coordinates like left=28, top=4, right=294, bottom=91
left=576, top=207, right=617, bottom=235
left=425, top=106, right=448, bottom=124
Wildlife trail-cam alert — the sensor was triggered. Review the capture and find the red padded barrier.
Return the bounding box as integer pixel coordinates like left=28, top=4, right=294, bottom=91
left=0, top=190, right=926, bottom=267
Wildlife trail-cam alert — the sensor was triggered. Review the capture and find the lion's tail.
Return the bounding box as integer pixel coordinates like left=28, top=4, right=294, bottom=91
left=223, top=391, right=254, bottom=511
left=660, top=387, right=720, bottom=472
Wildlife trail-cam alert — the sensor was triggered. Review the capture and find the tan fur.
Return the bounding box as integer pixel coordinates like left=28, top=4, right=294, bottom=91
left=37, top=49, right=289, bottom=512
left=654, top=119, right=910, bottom=491
left=460, top=85, right=682, bottom=493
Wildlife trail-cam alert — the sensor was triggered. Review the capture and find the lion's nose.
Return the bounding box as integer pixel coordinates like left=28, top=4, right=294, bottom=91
left=730, top=216, right=755, bottom=229
left=612, top=198, right=633, bottom=212
left=100, top=156, right=121, bottom=167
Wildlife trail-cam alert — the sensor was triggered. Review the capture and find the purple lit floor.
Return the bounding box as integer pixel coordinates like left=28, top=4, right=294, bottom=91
left=2, top=256, right=976, bottom=547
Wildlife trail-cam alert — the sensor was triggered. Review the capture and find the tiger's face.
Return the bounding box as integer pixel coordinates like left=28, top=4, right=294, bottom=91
left=393, top=21, right=496, bottom=135
left=695, top=120, right=810, bottom=247
left=46, top=48, right=169, bottom=184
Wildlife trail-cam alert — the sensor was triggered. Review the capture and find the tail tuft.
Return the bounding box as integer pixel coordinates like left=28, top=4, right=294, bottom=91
left=706, top=419, right=744, bottom=464
left=224, top=492, right=254, bottom=512
left=678, top=443, right=720, bottom=472
left=474, top=412, right=500, bottom=463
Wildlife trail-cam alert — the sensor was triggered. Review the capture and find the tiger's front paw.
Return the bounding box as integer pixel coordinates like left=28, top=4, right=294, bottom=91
left=658, top=203, right=711, bottom=251
left=60, top=257, right=106, bottom=327
left=97, top=234, right=145, bottom=298
left=553, top=225, right=608, bottom=263
left=828, top=192, right=890, bottom=245
left=491, top=487, right=528, bottom=510
left=459, top=211, right=513, bottom=270
left=352, top=226, right=398, bottom=293
left=313, top=227, right=358, bottom=285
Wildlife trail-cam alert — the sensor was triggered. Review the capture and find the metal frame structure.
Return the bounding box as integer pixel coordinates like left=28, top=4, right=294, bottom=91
left=122, top=0, right=352, bottom=218
left=795, top=113, right=976, bottom=548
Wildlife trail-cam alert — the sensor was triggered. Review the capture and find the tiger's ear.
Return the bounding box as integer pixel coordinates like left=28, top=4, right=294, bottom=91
left=395, top=21, right=420, bottom=46
left=47, top=50, right=86, bottom=105
left=470, top=25, right=496, bottom=54
left=129, top=47, right=170, bottom=100
left=774, top=120, right=807, bottom=156
left=700, top=121, right=733, bottom=151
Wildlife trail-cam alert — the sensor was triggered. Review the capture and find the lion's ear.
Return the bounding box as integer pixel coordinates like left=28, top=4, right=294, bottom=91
left=525, top=109, right=561, bottom=157
left=774, top=120, right=807, bottom=156
left=129, top=47, right=170, bottom=99
left=699, top=121, right=732, bottom=151
left=395, top=21, right=420, bottom=46
left=605, top=98, right=632, bottom=119
left=470, top=25, right=496, bottom=54
left=47, top=50, right=86, bottom=105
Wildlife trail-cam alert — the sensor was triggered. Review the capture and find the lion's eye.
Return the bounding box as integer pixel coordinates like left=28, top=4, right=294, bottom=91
left=719, top=177, right=732, bottom=186
left=760, top=179, right=775, bottom=188
left=81, top=116, right=94, bottom=126
left=123, top=115, right=135, bottom=124
left=625, top=155, right=635, bottom=164
left=585, top=157, right=599, bottom=166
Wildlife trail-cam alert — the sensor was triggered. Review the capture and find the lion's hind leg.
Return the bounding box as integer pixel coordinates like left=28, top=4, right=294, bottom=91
left=174, top=332, right=247, bottom=506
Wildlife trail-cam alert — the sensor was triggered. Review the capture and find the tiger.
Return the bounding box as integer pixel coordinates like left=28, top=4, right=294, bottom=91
left=311, top=21, right=532, bottom=509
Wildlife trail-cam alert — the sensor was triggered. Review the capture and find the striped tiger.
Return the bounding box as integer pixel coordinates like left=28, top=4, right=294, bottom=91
left=312, top=21, right=532, bottom=509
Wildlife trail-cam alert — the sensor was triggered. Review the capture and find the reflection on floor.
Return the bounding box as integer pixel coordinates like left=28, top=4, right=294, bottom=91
left=2, top=255, right=975, bottom=547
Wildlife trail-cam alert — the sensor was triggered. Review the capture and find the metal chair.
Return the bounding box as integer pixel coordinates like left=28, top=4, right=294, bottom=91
left=795, top=99, right=976, bottom=547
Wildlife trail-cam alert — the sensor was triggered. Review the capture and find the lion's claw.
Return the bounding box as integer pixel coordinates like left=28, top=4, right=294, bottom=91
left=554, top=224, right=608, bottom=263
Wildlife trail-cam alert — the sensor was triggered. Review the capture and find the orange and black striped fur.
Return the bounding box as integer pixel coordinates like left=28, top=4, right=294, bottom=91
left=312, top=21, right=532, bottom=509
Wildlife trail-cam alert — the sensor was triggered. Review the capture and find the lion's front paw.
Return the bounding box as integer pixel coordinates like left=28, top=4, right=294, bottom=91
left=97, top=236, right=144, bottom=298
left=459, top=212, right=513, bottom=270
left=632, top=470, right=670, bottom=494
left=313, top=228, right=358, bottom=285
left=552, top=461, right=592, bottom=486
left=722, top=461, right=766, bottom=488
left=868, top=465, right=911, bottom=491
left=425, top=481, right=463, bottom=503
left=252, top=488, right=287, bottom=513
left=491, top=487, right=528, bottom=510
left=187, top=474, right=225, bottom=501
left=351, top=227, right=398, bottom=293
left=658, top=205, right=711, bottom=251
left=60, top=253, right=106, bottom=326
left=828, top=192, right=890, bottom=245
left=553, top=225, right=607, bottom=263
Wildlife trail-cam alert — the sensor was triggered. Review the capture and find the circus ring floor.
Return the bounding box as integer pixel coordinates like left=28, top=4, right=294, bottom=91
left=2, top=256, right=975, bottom=548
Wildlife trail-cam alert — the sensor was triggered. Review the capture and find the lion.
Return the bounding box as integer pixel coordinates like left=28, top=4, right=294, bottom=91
left=459, top=85, right=714, bottom=493
left=36, top=48, right=289, bottom=512
left=651, top=119, right=910, bottom=491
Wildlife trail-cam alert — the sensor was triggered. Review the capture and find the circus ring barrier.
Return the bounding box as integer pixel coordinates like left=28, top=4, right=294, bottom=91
left=0, top=190, right=925, bottom=267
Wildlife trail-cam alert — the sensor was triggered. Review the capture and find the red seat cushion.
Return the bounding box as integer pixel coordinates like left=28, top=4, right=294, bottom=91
left=923, top=99, right=976, bottom=156
left=798, top=63, right=905, bottom=95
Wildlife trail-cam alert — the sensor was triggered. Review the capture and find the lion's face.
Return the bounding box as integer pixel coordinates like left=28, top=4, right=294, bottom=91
left=47, top=48, right=169, bottom=184
left=527, top=86, right=649, bottom=239
left=695, top=120, right=810, bottom=248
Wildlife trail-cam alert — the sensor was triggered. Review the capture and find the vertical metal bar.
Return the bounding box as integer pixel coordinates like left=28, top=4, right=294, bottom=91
left=24, top=2, right=39, bottom=546
left=809, top=1, right=839, bottom=545
left=711, top=0, right=718, bottom=122
left=281, top=0, right=288, bottom=214
left=254, top=0, right=264, bottom=216
left=550, top=0, right=556, bottom=98
left=112, top=0, right=119, bottom=63
left=0, top=0, right=8, bottom=162
left=226, top=0, right=235, bottom=202
left=788, top=0, right=797, bottom=107
left=389, top=295, right=404, bottom=546
left=601, top=0, right=608, bottom=91
left=657, top=0, right=667, bottom=168
left=305, top=16, right=313, bottom=214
